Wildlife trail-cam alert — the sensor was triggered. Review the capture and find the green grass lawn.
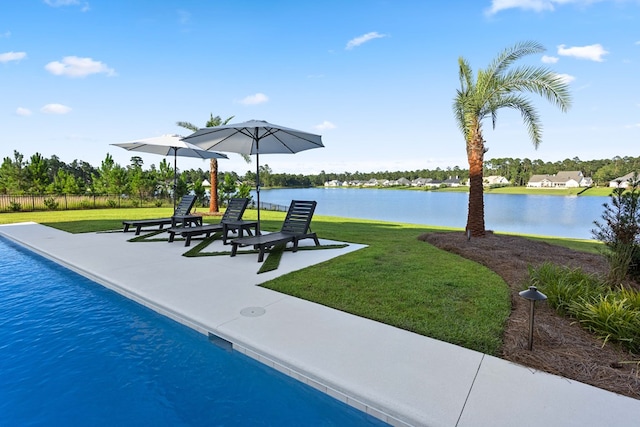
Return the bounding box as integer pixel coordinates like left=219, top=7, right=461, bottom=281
left=0, top=207, right=600, bottom=356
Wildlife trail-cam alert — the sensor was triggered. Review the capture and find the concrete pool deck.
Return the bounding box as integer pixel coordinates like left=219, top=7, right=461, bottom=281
left=1, top=222, right=639, bottom=427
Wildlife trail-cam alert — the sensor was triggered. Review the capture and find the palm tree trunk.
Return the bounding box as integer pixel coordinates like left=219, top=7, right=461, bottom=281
left=466, top=136, right=486, bottom=237
left=209, top=158, right=219, bottom=213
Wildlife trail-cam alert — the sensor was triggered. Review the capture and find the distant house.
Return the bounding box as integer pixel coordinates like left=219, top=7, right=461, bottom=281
left=483, top=175, right=509, bottom=186
left=394, top=177, right=411, bottom=186
left=442, top=176, right=462, bottom=187
left=324, top=180, right=342, bottom=187
left=527, top=171, right=592, bottom=188
left=609, top=172, right=638, bottom=188
left=411, top=178, right=432, bottom=187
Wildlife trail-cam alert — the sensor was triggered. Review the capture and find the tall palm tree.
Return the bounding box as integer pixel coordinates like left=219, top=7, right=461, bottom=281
left=176, top=114, right=240, bottom=213
left=453, top=41, right=571, bottom=237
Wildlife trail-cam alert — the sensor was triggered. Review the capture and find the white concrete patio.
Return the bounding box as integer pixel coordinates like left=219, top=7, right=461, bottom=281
left=1, top=222, right=639, bottom=427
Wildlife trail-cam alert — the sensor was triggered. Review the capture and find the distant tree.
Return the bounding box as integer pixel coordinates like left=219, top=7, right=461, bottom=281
left=93, top=153, right=128, bottom=197
left=26, top=153, right=49, bottom=194
left=48, top=169, right=81, bottom=194
left=157, top=158, right=174, bottom=200
left=219, top=173, right=238, bottom=207
left=0, top=151, right=26, bottom=194
left=453, top=41, right=571, bottom=236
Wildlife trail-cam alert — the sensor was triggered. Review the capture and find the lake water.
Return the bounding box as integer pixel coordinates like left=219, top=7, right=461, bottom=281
left=256, top=188, right=608, bottom=240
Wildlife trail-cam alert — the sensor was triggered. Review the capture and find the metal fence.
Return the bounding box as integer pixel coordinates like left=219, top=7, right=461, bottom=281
left=0, top=194, right=286, bottom=214
left=0, top=194, right=168, bottom=213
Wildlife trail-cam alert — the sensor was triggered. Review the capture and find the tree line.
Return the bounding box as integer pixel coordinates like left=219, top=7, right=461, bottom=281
left=2, top=149, right=640, bottom=200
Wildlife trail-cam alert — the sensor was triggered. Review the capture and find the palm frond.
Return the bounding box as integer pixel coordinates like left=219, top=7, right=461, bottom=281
left=176, top=121, right=199, bottom=132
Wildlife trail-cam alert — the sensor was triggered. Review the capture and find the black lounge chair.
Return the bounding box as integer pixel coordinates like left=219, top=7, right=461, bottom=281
left=166, top=198, right=253, bottom=246
left=230, top=200, right=320, bottom=262
left=122, top=195, right=198, bottom=235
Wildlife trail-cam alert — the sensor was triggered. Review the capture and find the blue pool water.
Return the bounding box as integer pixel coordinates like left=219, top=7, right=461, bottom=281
left=0, top=237, right=387, bottom=426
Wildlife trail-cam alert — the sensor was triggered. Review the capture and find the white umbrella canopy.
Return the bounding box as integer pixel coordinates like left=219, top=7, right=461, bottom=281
left=111, top=134, right=228, bottom=208
left=183, top=120, right=324, bottom=230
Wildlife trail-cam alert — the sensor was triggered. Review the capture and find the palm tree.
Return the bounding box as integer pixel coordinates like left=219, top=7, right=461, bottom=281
left=177, top=114, right=241, bottom=213
left=453, top=41, right=571, bottom=237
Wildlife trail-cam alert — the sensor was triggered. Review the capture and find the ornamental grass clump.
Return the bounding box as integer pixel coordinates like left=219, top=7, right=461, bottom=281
left=529, top=263, right=640, bottom=354
left=528, top=263, right=605, bottom=316
left=572, top=291, right=640, bottom=354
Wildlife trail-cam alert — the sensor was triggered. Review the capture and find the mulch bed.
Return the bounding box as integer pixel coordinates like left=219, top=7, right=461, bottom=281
left=419, top=231, right=640, bottom=399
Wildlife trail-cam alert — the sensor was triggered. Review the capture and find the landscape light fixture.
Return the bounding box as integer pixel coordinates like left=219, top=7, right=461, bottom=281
left=519, top=285, right=548, bottom=351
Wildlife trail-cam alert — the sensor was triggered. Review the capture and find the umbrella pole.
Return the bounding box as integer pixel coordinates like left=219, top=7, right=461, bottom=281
left=173, top=151, right=177, bottom=211
left=256, top=152, right=260, bottom=234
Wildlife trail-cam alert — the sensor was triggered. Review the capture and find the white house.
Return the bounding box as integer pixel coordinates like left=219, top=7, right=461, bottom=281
left=527, top=171, right=592, bottom=188
left=483, top=175, right=509, bottom=186
left=609, top=172, right=638, bottom=188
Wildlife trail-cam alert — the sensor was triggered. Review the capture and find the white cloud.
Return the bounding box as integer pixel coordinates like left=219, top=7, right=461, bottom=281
left=41, top=104, right=72, bottom=114
left=0, top=31, right=10, bottom=38
left=557, top=44, right=608, bottom=61
left=314, top=121, right=336, bottom=131
left=0, top=51, right=26, bottom=63
left=16, top=107, right=32, bottom=116
left=45, top=0, right=78, bottom=5
left=486, top=0, right=607, bottom=15
left=541, top=55, right=559, bottom=63
left=44, top=0, right=89, bottom=10
left=45, top=56, right=116, bottom=77
left=238, top=93, right=269, bottom=105
left=346, top=32, right=387, bottom=50
left=555, top=73, right=575, bottom=84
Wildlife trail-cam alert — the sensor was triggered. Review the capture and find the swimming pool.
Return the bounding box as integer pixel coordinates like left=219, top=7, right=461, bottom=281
left=0, top=237, right=387, bottom=426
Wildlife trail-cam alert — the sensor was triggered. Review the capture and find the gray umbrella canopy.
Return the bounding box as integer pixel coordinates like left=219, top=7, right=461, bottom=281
left=183, top=120, right=324, bottom=229
left=111, top=134, right=228, bottom=208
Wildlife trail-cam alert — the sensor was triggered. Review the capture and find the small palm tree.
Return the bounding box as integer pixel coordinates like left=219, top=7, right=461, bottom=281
left=453, top=41, right=572, bottom=237
left=177, top=114, right=245, bottom=213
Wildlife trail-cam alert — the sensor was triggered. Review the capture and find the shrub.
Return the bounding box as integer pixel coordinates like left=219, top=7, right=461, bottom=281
left=43, top=197, right=59, bottom=210
left=107, top=199, right=117, bottom=208
left=154, top=200, right=163, bottom=208
left=592, top=177, right=640, bottom=284
left=8, top=200, right=21, bottom=212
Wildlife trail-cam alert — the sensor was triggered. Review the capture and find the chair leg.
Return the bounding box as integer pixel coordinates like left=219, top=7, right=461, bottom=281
left=231, top=243, right=238, bottom=257
left=258, top=246, right=266, bottom=262
left=168, top=232, right=175, bottom=243
left=185, top=235, right=192, bottom=247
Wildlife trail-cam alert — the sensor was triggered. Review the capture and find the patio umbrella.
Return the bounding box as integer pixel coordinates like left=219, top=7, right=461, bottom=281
left=111, top=134, right=228, bottom=209
left=183, top=120, right=324, bottom=231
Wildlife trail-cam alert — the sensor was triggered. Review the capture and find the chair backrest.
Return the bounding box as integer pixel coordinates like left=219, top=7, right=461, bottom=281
left=221, top=198, right=249, bottom=222
left=280, top=200, right=317, bottom=234
left=173, top=195, right=197, bottom=216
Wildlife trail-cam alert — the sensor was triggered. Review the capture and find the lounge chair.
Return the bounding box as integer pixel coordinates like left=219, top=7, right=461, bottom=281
left=166, top=198, right=253, bottom=246
left=230, top=200, right=320, bottom=262
left=122, top=195, right=198, bottom=235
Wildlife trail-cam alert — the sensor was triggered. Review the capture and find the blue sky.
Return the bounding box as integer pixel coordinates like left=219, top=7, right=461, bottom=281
left=1, top=0, right=639, bottom=175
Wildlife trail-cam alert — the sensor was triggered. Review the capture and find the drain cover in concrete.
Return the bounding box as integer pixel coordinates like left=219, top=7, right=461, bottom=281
left=240, top=307, right=266, bottom=317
